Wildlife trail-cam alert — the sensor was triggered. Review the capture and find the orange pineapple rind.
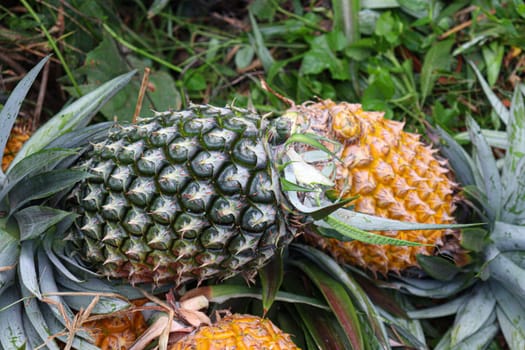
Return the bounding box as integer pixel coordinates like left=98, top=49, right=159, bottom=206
left=293, top=100, right=462, bottom=276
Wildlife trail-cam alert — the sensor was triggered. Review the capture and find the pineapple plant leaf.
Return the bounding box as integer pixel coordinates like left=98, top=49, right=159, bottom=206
left=0, top=56, right=50, bottom=177
left=385, top=70, right=525, bottom=350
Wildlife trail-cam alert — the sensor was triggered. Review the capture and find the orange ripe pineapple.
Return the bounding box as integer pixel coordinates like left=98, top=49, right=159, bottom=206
left=171, top=314, right=300, bottom=350
left=289, top=100, right=461, bottom=275
left=2, top=123, right=31, bottom=171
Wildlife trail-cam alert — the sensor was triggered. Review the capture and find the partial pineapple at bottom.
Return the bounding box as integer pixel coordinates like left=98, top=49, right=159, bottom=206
left=171, top=313, right=300, bottom=350
left=282, top=100, right=465, bottom=276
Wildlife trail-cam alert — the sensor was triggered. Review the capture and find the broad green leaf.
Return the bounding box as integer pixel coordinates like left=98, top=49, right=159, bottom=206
left=468, top=116, right=502, bottom=222
left=15, top=206, right=74, bottom=241
left=300, top=35, right=350, bottom=80
left=248, top=11, right=274, bottom=71
left=460, top=227, right=488, bottom=252
left=481, top=42, right=504, bottom=87
left=0, top=56, right=49, bottom=174
left=19, top=240, right=41, bottom=299
left=8, top=169, right=92, bottom=214
left=10, top=70, right=136, bottom=169
left=259, top=252, right=284, bottom=314
left=469, top=61, right=510, bottom=125
left=450, top=284, right=496, bottom=346
left=290, top=259, right=364, bottom=350
left=235, top=45, right=255, bottom=70
left=0, top=286, right=26, bottom=349
left=420, top=38, right=454, bottom=103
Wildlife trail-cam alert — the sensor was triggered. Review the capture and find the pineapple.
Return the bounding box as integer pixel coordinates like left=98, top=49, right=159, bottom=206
left=170, top=313, right=300, bottom=350
left=2, top=123, right=31, bottom=172
left=285, top=100, right=460, bottom=275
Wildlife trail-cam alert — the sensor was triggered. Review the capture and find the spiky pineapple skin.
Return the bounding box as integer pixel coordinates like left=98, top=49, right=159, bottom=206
left=292, top=100, right=458, bottom=275
left=170, top=314, right=300, bottom=350
left=68, top=105, right=292, bottom=286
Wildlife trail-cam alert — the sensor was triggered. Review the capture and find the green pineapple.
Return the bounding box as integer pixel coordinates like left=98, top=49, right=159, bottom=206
left=66, top=105, right=294, bottom=286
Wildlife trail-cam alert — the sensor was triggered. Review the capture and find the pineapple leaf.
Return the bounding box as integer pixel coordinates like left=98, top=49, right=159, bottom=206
left=469, top=60, right=510, bottom=125
left=62, top=294, right=130, bottom=314
left=291, top=244, right=390, bottom=346
left=0, top=286, right=27, bottom=349
left=450, top=284, right=496, bottom=346
left=285, top=132, right=340, bottom=161
left=487, top=247, right=525, bottom=299
left=0, top=148, right=77, bottom=201
left=43, top=238, right=84, bottom=283
left=182, top=284, right=330, bottom=310
left=491, top=284, right=525, bottom=349
left=323, top=215, right=428, bottom=246
left=8, top=169, right=92, bottom=215
left=15, top=206, right=75, bottom=241
left=20, top=283, right=61, bottom=350
left=379, top=273, right=476, bottom=298
left=435, top=322, right=499, bottom=350
left=454, top=129, right=508, bottom=149
left=259, top=252, right=284, bottom=314
left=491, top=221, right=525, bottom=251
left=19, top=240, right=41, bottom=300
left=280, top=178, right=318, bottom=192
left=36, top=249, right=80, bottom=335
left=434, top=126, right=476, bottom=187
left=0, top=56, right=49, bottom=175
left=501, top=157, right=525, bottom=223
left=326, top=208, right=479, bottom=232
left=468, top=116, right=502, bottom=222
left=290, top=259, right=365, bottom=350
left=496, top=306, right=525, bottom=350
left=407, top=294, right=469, bottom=319
left=10, top=70, right=136, bottom=168
left=0, top=229, right=19, bottom=295
left=416, top=255, right=462, bottom=281
left=461, top=227, right=489, bottom=252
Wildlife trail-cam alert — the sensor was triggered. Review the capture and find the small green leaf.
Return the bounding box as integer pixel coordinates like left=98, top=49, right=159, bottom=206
left=460, top=227, right=488, bottom=252
left=481, top=41, right=504, bottom=87
left=280, top=178, right=318, bottom=192
left=259, top=252, right=284, bottom=314
left=235, top=45, right=255, bottom=70
left=469, top=61, right=510, bottom=125
left=420, top=38, right=454, bottom=103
